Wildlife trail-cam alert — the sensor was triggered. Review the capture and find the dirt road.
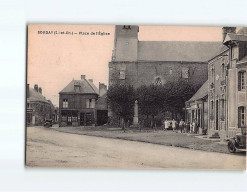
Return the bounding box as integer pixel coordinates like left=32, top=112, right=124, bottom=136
left=26, top=126, right=246, bottom=170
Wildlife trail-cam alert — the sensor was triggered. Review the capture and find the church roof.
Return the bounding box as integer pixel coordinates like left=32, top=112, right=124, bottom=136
left=59, top=79, right=99, bottom=94
left=187, top=80, right=208, bottom=102
left=137, top=41, right=222, bottom=62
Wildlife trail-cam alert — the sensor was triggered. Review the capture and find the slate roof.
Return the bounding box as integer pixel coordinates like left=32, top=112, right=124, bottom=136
left=187, top=80, right=208, bottom=103
left=224, top=33, right=247, bottom=43
left=59, top=79, right=99, bottom=94
left=137, top=41, right=222, bottom=62
left=237, top=27, right=247, bottom=35
left=96, top=93, right=107, bottom=110
left=28, top=88, right=50, bottom=103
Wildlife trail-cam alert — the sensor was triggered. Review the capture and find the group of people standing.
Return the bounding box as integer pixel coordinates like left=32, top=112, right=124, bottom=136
left=163, top=119, right=199, bottom=134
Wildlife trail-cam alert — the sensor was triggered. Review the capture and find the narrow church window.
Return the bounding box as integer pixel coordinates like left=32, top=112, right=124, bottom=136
left=169, top=69, right=173, bottom=75
left=182, top=67, right=189, bottom=79
left=119, top=70, right=126, bottom=80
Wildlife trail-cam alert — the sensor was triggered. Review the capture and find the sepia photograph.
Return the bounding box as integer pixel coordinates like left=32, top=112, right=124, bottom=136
left=26, top=24, right=247, bottom=170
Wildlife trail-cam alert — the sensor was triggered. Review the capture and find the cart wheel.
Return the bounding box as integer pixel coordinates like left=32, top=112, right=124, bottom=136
left=228, top=140, right=236, bottom=153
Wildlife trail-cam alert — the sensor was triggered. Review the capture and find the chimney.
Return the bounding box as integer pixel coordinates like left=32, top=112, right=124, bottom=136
left=99, top=82, right=107, bottom=96
left=34, top=84, right=38, bottom=92
left=81, top=75, right=86, bottom=80
left=26, top=84, right=29, bottom=98
left=38, top=87, right=42, bottom=94
left=88, top=79, right=93, bottom=83
left=222, top=27, right=236, bottom=42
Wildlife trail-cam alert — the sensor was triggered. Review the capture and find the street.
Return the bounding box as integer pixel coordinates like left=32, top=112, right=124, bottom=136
left=26, top=126, right=246, bottom=170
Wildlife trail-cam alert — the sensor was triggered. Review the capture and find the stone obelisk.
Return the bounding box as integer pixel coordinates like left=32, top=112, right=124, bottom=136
left=133, top=100, right=139, bottom=126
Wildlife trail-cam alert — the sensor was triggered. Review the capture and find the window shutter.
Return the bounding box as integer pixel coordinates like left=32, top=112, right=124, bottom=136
left=238, top=72, right=241, bottom=91
left=238, top=107, right=241, bottom=128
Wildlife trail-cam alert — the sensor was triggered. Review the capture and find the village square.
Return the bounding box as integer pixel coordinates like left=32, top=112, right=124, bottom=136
left=26, top=25, right=247, bottom=169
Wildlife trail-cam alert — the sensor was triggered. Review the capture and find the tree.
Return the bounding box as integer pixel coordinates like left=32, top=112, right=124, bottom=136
left=136, top=84, right=167, bottom=128
left=107, top=84, right=135, bottom=130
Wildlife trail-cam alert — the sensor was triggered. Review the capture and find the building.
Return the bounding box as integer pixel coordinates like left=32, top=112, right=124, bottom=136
left=109, top=25, right=222, bottom=88
left=59, top=75, right=108, bottom=126
left=108, top=25, right=222, bottom=121
left=208, top=27, right=247, bottom=140
left=26, top=84, right=55, bottom=126
left=185, top=80, right=208, bottom=134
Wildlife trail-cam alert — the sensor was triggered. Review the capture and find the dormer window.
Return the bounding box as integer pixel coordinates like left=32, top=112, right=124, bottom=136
left=74, top=86, right=80, bottom=93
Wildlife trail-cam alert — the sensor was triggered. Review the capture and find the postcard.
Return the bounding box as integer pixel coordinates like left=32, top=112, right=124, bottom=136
left=26, top=24, right=247, bottom=169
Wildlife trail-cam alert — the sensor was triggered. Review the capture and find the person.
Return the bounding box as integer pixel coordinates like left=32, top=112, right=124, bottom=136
left=179, top=119, right=185, bottom=133
left=164, top=119, right=169, bottom=131
left=192, top=119, right=196, bottom=134
left=172, top=119, right=176, bottom=132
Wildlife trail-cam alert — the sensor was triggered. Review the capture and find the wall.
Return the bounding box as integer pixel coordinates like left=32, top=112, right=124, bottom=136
left=109, top=61, right=208, bottom=89
left=208, top=49, right=229, bottom=137
left=59, top=93, right=98, bottom=109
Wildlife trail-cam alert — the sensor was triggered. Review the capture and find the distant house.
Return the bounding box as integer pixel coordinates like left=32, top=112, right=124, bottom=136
left=59, top=75, right=108, bottom=127
left=26, top=84, right=55, bottom=126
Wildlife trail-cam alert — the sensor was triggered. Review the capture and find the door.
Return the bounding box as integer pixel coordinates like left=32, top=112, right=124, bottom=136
left=86, top=113, right=93, bottom=126
left=67, top=116, right=72, bottom=126
left=216, top=100, right=219, bottom=130
left=80, top=113, right=85, bottom=126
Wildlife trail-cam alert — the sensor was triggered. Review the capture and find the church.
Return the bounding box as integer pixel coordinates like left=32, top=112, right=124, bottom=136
left=109, top=25, right=222, bottom=90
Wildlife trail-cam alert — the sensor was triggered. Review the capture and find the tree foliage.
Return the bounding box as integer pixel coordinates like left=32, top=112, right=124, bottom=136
left=107, top=84, right=136, bottom=129
left=107, top=79, right=201, bottom=129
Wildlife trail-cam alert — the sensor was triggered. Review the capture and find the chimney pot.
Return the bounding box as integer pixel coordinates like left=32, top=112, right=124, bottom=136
left=34, top=84, right=38, bottom=92
left=81, top=75, right=86, bottom=79
left=38, top=87, right=42, bottom=94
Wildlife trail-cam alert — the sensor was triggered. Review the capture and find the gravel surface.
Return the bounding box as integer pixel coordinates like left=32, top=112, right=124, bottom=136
left=26, top=126, right=246, bottom=169
left=53, top=126, right=246, bottom=155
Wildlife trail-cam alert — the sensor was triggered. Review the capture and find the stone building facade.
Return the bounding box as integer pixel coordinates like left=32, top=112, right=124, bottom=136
left=109, top=25, right=222, bottom=121
left=26, top=84, right=55, bottom=126
left=208, top=27, right=247, bottom=140
left=59, top=75, right=108, bottom=126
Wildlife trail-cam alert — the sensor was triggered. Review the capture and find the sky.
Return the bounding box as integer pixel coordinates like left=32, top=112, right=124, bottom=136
left=28, top=24, right=224, bottom=106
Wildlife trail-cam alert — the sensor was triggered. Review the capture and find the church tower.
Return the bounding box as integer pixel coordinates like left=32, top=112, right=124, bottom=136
left=112, top=25, right=139, bottom=62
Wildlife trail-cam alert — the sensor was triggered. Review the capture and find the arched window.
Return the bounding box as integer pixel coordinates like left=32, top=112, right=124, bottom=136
left=154, top=77, right=162, bottom=86
left=238, top=106, right=246, bottom=127
left=238, top=71, right=246, bottom=90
